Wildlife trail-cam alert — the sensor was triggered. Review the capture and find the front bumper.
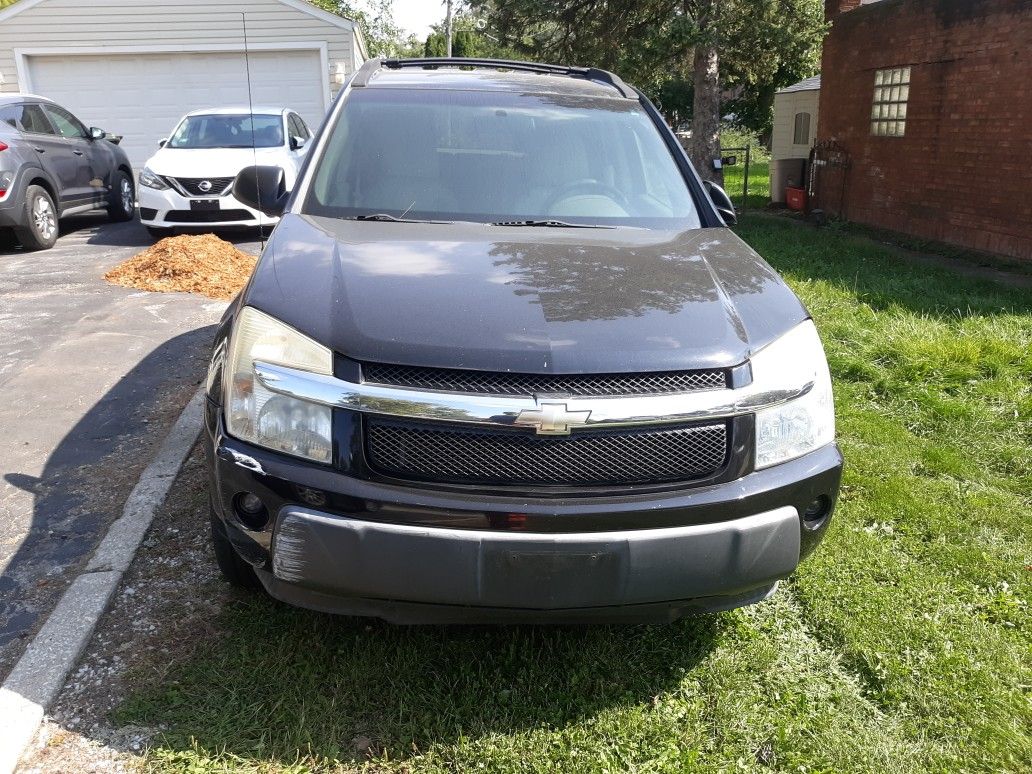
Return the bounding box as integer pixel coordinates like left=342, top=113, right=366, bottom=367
left=207, top=404, right=842, bottom=623
left=138, top=184, right=276, bottom=229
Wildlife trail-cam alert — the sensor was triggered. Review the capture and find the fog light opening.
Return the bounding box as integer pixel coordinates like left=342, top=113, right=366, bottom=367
left=234, top=492, right=269, bottom=530
left=802, top=496, right=831, bottom=529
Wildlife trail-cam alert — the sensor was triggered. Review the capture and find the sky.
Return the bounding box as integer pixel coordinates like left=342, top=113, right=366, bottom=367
left=391, top=0, right=447, bottom=41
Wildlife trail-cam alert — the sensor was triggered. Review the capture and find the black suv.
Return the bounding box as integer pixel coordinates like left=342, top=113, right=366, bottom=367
left=0, top=94, right=135, bottom=251
left=206, top=59, right=843, bottom=623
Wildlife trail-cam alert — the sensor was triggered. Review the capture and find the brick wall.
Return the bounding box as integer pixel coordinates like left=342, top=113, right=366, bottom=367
left=817, top=0, right=1032, bottom=260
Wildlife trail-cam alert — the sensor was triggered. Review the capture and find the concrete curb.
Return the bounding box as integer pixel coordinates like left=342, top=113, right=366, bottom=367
left=0, top=388, right=206, bottom=774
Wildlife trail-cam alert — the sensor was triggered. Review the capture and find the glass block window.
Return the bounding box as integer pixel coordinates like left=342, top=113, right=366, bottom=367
left=793, top=112, right=811, bottom=145
left=871, top=67, right=910, bottom=137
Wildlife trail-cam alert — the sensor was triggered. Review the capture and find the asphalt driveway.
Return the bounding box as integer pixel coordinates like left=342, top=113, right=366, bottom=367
left=0, top=215, right=259, bottom=679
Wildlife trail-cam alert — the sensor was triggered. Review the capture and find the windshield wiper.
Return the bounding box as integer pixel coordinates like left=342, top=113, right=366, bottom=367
left=350, top=213, right=451, bottom=224
left=490, top=219, right=615, bottom=229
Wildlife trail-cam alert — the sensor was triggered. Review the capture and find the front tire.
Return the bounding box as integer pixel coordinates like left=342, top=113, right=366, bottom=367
left=108, top=170, right=135, bottom=222
left=14, top=185, right=59, bottom=251
left=210, top=511, right=263, bottom=591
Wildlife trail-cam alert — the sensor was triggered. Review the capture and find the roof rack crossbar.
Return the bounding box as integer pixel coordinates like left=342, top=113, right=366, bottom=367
left=352, top=57, right=637, bottom=99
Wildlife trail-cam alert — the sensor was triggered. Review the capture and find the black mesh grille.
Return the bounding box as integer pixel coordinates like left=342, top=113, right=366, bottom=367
left=365, top=419, right=729, bottom=487
left=361, top=363, right=727, bottom=396
left=167, top=177, right=235, bottom=196
left=164, top=209, right=252, bottom=223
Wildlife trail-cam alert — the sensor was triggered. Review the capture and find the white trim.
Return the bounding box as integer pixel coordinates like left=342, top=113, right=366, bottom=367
left=0, top=0, right=361, bottom=33
left=15, top=42, right=332, bottom=111
left=276, top=0, right=359, bottom=34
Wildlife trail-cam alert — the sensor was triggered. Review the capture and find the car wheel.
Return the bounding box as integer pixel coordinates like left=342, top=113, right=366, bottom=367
left=14, top=185, right=59, bottom=251
left=108, top=170, right=135, bottom=222
left=146, top=226, right=171, bottom=240
left=210, top=510, right=264, bottom=591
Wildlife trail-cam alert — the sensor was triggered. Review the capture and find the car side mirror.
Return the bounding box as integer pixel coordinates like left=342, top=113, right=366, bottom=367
left=233, top=165, right=289, bottom=217
left=89, top=126, right=106, bottom=140
left=158, top=138, right=167, bottom=148
left=289, top=135, right=306, bottom=151
left=704, top=181, right=738, bottom=226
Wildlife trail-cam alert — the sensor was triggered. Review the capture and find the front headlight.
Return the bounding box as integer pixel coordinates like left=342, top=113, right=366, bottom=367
left=138, top=167, right=169, bottom=190
left=224, top=307, right=333, bottom=463
left=751, top=320, right=835, bottom=469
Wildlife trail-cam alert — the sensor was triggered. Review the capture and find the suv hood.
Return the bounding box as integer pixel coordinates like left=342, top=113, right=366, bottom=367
left=244, top=214, right=808, bottom=373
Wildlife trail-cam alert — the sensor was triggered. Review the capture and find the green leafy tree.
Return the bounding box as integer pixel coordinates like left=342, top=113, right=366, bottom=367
left=423, top=10, right=521, bottom=59
left=308, top=0, right=406, bottom=57
left=467, top=0, right=824, bottom=174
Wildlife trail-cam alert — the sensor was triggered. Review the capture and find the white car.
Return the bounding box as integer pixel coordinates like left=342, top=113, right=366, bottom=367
left=138, top=107, right=312, bottom=237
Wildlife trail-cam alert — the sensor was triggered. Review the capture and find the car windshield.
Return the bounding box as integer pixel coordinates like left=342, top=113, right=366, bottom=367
left=168, top=113, right=283, bottom=149
left=305, top=88, right=701, bottom=229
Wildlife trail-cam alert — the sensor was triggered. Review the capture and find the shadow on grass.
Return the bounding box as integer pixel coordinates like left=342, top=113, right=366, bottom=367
left=116, top=595, right=722, bottom=764
left=734, top=214, right=1032, bottom=318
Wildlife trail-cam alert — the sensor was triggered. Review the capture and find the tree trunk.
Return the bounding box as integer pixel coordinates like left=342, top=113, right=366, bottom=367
left=690, top=0, right=723, bottom=186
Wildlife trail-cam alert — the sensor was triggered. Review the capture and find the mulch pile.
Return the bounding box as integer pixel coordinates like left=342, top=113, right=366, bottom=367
left=104, top=234, right=257, bottom=300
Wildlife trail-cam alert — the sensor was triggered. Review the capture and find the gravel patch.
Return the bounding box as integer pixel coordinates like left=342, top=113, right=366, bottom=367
left=18, top=447, right=237, bottom=773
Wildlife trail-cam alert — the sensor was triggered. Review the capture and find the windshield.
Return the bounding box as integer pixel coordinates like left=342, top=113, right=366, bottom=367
left=168, top=113, right=283, bottom=149
left=305, top=88, right=701, bottom=229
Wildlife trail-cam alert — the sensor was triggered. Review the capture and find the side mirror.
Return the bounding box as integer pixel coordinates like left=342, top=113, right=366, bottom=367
left=89, top=126, right=106, bottom=140
left=233, top=165, right=289, bottom=217
left=158, top=138, right=167, bottom=148
left=704, top=181, right=738, bottom=226
left=289, top=135, right=306, bottom=151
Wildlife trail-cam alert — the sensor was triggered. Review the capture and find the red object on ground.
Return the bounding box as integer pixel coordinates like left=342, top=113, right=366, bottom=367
left=786, top=187, right=807, bottom=211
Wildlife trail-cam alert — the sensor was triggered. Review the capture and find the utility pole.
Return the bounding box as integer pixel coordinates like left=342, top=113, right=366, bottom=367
left=446, top=0, right=453, bottom=57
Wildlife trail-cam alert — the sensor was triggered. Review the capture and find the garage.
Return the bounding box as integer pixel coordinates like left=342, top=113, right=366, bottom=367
left=24, top=49, right=329, bottom=168
left=0, top=0, right=367, bottom=168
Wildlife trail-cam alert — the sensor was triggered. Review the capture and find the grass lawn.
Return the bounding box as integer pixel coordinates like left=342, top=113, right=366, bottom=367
left=116, top=215, right=1030, bottom=772
left=718, top=145, right=771, bottom=211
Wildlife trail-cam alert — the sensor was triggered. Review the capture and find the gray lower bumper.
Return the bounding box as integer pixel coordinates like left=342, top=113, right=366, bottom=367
left=265, top=506, right=800, bottom=620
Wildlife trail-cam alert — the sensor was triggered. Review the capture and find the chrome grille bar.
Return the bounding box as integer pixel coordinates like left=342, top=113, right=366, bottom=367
left=253, top=361, right=812, bottom=432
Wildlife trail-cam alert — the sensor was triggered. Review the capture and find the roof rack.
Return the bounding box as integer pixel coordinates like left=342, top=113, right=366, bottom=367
left=351, top=57, right=638, bottom=99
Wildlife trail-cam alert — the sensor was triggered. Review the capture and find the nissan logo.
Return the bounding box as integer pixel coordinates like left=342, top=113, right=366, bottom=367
left=197, top=180, right=213, bottom=193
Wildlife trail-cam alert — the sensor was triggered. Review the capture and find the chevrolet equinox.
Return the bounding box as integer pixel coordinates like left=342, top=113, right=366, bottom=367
left=205, top=58, right=843, bottom=623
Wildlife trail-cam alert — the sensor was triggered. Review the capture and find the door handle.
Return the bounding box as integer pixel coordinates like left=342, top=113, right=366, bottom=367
left=33, top=147, right=45, bottom=153
left=73, top=150, right=84, bottom=156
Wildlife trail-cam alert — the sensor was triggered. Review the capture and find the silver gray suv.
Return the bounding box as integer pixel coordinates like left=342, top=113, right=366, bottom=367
left=0, top=94, right=135, bottom=251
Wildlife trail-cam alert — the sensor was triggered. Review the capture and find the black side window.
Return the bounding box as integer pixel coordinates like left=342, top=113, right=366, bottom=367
left=43, top=105, right=87, bottom=139
left=290, top=113, right=311, bottom=140
left=0, top=105, right=19, bottom=129
left=18, top=105, right=56, bottom=135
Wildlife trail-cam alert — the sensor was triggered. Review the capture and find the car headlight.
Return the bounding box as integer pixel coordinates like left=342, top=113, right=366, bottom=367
left=751, top=320, right=835, bottom=469
left=138, top=167, right=169, bottom=190
left=224, top=307, right=333, bottom=463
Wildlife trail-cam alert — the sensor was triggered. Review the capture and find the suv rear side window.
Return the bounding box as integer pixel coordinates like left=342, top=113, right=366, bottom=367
left=43, top=105, right=87, bottom=139
left=11, top=104, right=56, bottom=135
left=306, top=88, right=700, bottom=229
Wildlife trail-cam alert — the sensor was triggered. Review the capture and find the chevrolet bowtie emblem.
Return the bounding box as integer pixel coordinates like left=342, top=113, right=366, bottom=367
left=514, top=402, right=591, bottom=435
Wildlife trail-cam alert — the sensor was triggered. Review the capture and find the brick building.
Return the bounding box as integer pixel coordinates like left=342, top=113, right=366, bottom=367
left=816, top=0, right=1032, bottom=260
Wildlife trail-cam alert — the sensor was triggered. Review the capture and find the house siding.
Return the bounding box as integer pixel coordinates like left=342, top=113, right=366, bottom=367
left=0, top=0, right=361, bottom=98
left=818, top=0, right=1032, bottom=260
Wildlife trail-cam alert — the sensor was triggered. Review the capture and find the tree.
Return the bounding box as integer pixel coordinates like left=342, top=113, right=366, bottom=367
left=423, top=9, right=521, bottom=59
left=308, top=0, right=406, bottom=58
left=468, top=0, right=824, bottom=171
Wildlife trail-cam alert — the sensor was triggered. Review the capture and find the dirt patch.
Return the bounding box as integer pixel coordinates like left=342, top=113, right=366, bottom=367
left=18, top=447, right=237, bottom=773
left=104, top=235, right=257, bottom=300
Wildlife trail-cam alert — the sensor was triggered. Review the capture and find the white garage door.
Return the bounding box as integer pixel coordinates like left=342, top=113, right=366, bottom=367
left=27, top=50, right=328, bottom=168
